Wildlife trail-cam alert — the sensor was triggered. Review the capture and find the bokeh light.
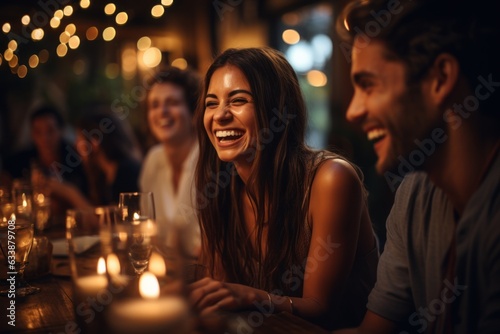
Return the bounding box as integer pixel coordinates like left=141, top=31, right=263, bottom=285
left=143, top=47, right=162, bottom=68
left=103, top=27, right=116, bottom=41
left=69, top=35, right=80, bottom=49
left=86, top=27, right=98, bottom=40
left=151, top=5, right=165, bottom=18
left=137, top=37, right=151, bottom=51
left=306, top=70, right=328, bottom=87
left=29, top=55, right=39, bottom=68
left=57, top=43, right=68, bottom=57
left=21, top=15, right=30, bottom=25
left=171, top=58, right=187, bottom=69
left=282, top=29, right=300, bottom=45
left=115, top=12, right=128, bottom=25
left=105, top=3, right=116, bottom=15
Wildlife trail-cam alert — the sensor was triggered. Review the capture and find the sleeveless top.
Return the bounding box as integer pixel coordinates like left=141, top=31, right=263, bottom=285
left=287, top=152, right=379, bottom=329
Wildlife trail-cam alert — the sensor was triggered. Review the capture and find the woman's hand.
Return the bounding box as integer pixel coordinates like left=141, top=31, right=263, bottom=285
left=188, top=277, right=257, bottom=316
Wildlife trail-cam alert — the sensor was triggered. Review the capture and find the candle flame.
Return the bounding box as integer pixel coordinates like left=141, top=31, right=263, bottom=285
left=106, top=253, right=121, bottom=275
left=148, top=252, right=166, bottom=277
left=22, top=194, right=27, bottom=207
left=133, top=212, right=140, bottom=220
left=139, top=272, right=159, bottom=299
left=97, top=257, right=106, bottom=274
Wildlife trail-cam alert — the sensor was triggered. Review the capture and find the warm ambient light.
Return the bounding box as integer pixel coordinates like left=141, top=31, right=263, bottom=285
left=8, top=40, right=17, bottom=51
left=9, top=55, right=18, bottom=68
left=21, top=15, right=30, bottom=26
left=29, top=55, right=39, bottom=68
left=137, top=36, right=151, bottom=51
left=80, top=0, right=90, bottom=9
left=64, top=5, right=73, bottom=16
left=57, top=43, right=68, bottom=57
left=86, top=27, right=98, bottom=40
left=50, top=17, right=61, bottom=28
left=151, top=5, right=165, bottom=18
left=106, top=253, right=121, bottom=275
left=105, top=3, right=116, bottom=15
left=68, top=35, right=80, bottom=49
left=31, top=28, right=44, bottom=41
left=4, top=49, right=13, bottom=61
left=2, top=23, right=11, bottom=33
left=54, top=10, right=64, bottom=19
left=65, top=24, right=76, bottom=36
left=161, top=0, right=174, bottom=6
left=139, top=272, right=160, bottom=299
left=73, top=59, right=86, bottom=75
left=282, top=29, right=300, bottom=45
left=103, top=27, right=116, bottom=41
left=171, top=58, right=187, bottom=70
left=306, top=70, right=328, bottom=87
left=18, top=65, right=28, bottom=78
left=149, top=252, right=166, bottom=277
left=98, top=257, right=106, bottom=274
left=143, top=47, right=162, bottom=68
left=60, top=31, right=71, bottom=44
left=115, top=12, right=128, bottom=25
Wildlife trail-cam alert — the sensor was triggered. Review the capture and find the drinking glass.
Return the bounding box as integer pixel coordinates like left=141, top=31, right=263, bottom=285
left=118, top=192, right=156, bottom=223
left=118, top=192, right=156, bottom=275
left=66, top=206, right=119, bottom=333
left=0, top=216, right=40, bottom=297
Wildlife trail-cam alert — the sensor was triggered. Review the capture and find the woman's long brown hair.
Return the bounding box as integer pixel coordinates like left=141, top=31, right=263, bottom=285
left=194, top=47, right=324, bottom=294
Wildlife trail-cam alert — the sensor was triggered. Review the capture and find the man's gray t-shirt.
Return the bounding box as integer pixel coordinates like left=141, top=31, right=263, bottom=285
left=368, top=154, right=500, bottom=333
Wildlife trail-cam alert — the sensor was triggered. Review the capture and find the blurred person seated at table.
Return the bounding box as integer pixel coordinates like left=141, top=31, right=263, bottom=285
left=47, top=108, right=142, bottom=207
left=189, top=47, right=378, bottom=330
left=140, top=67, right=201, bottom=255
left=334, top=0, right=500, bottom=333
left=2, top=105, right=88, bottom=217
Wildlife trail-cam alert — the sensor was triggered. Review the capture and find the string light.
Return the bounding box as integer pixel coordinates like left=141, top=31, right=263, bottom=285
left=29, top=55, right=39, bottom=68
left=102, top=27, right=116, bottom=41
left=18, top=65, right=28, bottom=78
left=161, top=0, right=174, bottom=6
left=2, top=23, right=11, bottom=33
left=50, top=17, right=61, bottom=28
left=105, top=3, right=116, bottom=15
left=86, top=27, right=98, bottom=40
left=64, top=5, right=74, bottom=16
left=116, top=12, right=128, bottom=25
left=80, top=0, right=90, bottom=9
left=151, top=5, right=164, bottom=18
left=137, top=36, right=151, bottom=51
left=21, top=15, right=30, bottom=25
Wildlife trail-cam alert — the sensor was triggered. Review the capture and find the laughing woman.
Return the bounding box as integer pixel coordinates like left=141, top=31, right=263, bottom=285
left=189, top=47, right=378, bottom=330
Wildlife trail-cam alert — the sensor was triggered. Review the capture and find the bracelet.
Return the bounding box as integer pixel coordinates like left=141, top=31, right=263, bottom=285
left=266, top=292, right=274, bottom=313
left=286, top=296, right=294, bottom=314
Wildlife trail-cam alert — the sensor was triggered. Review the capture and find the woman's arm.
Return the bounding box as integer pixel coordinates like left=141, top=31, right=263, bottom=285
left=292, top=158, right=367, bottom=325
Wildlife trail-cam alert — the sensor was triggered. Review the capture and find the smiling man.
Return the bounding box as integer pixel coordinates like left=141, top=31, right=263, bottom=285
left=335, top=0, right=500, bottom=333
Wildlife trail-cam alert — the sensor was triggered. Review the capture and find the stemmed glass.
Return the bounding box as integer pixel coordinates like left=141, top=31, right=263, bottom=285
left=118, top=192, right=156, bottom=275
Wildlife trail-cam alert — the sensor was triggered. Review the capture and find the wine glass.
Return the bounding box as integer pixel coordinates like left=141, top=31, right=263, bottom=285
left=0, top=216, right=40, bottom=297
left=118, top=192, right=156, bottom=275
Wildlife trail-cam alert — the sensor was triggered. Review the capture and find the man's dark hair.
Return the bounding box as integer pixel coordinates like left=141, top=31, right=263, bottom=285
left=30, top=105, right=65, bottom=128
left=337, top=0, right=500, bottom=116
left=146, top=66, right=201, bottom=115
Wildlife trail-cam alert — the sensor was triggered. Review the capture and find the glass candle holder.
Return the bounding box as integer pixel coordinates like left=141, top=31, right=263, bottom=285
left=104, top=220, right=192, bottom=334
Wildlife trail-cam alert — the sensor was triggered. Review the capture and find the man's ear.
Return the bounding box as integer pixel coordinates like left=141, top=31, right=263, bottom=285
left=427, top=53, right=460, bottom=107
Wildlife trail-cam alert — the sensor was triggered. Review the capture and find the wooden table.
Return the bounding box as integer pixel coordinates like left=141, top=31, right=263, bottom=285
left=0, top=230, right=330, bottom=334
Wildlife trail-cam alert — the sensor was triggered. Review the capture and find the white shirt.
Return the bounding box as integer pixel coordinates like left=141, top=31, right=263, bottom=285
left=139, top=143, right=200, bottom=255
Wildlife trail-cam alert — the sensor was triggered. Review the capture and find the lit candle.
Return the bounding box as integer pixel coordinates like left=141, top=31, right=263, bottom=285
left=74, top=257, right=108, bottom=298
left=107, top=272, right=190, bottom=333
